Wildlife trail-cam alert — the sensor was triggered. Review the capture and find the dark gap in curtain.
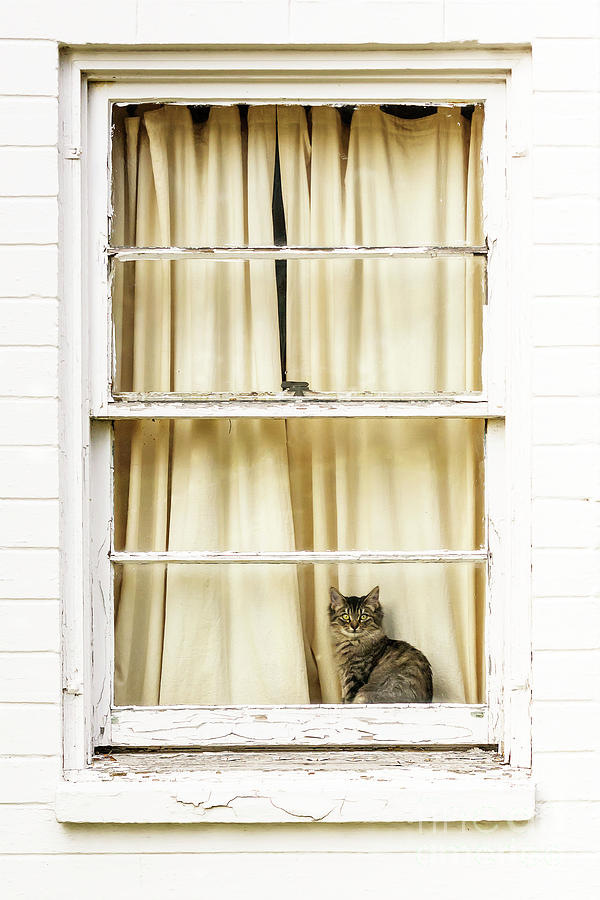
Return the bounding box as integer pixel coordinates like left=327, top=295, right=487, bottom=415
left=304, top=104, right=313, bottom=142
left=338, top=105, right=354, bottom=126
left=272, top=123, right=287, bottom=383
left=239, top=106, right=249, bottom=248
left=380, top=104, right=437, bottom=119
left=189, top=105, right=210, bottom=124
left=379, top=104, right=474, bottom=121
left=123, top=102, right=164, bottom=118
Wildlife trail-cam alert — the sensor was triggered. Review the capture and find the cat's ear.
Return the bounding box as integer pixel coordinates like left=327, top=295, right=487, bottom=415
left=364, top=585, right=380, bottom=609
left=329, top=587, right=345, bottom=610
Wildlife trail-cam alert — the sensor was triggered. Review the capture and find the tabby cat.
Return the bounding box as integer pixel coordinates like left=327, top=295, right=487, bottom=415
left=329, top=586, right=433, bottom=703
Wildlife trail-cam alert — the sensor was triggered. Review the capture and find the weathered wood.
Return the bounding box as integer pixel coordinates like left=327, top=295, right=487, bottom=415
left=96, top=398, right=501, bottom=419
left=90, top=421, right=113, bottom=746
left=60, top=53, right=92, bottom=769
left=504, top=54, right=533, bottom=768
left=485, top=419, right=506, bottom=747
left=110, top=703, right=489, bottom=748
left=111, top=550, right=487, bottom=564
left=112, top=390, right=490, bottom=402
left=73, top=748, right=510, bottom=776
left=70, top=61, right=526, bottom=769
left=56, top=747, right=535, bottom=823
left=109, top=244, right=488, bottom=262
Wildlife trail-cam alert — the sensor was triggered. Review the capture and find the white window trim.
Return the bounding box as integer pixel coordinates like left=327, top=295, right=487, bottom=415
left=58, top=46, right=533, bottom=823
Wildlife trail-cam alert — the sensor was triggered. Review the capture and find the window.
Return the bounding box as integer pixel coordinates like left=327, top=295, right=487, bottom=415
left=60, top=51, right=532, bottom=811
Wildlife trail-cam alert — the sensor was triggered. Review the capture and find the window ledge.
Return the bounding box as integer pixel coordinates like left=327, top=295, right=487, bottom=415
left=56, top=749, right=535, bottom=824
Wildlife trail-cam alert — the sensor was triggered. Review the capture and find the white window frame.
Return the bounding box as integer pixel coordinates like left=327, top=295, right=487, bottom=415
left=59, top=48, right=532, bottom=788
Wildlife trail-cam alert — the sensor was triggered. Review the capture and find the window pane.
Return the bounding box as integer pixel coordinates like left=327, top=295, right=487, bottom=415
left=112, top=256, right=485, bottom=393
left=113, top=418, right=485, bottom=553
left=113, top=561, right=486, bottom=706
left=110, top=103, right=484, bottom=249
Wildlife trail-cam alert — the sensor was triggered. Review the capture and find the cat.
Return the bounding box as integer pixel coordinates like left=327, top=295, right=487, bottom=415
left=329, top=585, right=433, bottom=703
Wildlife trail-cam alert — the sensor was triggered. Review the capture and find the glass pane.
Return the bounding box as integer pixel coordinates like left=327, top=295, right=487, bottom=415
left=112, top=256, right=485, bottom=393
left=113, top=561, right=486, bottom=706
left=111, top=103, right=484, bottom=249
left=113, top=418, right=484, bottom=554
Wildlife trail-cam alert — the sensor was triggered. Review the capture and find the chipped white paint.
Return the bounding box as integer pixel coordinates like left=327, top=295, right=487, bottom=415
left=110, top=550, right=488, bottom=564
left=98, top=397, right=500, bottom=419
left=112, top=391, right=490, bottom=401
left=53, top=48, right=535, bottom=825
left=59, top=50, right=91, bottom=770
left=109, top=703, right=490, bottom=748
left=90, top=421, right=113, bottom=748
left=485, top=418, right=506, bottom=754
left=56, top=749, right=535, bottom=823
left=110, top=244, right=488, bottom=262
left=83, top=63, right=512, bottom=758
left=3, top=4, right=599, bottom=895
left=503, top=53, right=534, bottom=769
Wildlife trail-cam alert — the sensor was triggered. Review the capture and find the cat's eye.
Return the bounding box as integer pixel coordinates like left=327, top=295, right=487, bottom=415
left=360, top=614, right=369, bottom=621
left=341, top=613, right=350, bottom=621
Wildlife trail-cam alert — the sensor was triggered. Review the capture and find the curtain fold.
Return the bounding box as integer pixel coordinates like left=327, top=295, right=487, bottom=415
left=114, top=104, right=485, bottom=706
left=278, top=106, right=484, bottom=702
left=114, top=106, right=309, bottom=705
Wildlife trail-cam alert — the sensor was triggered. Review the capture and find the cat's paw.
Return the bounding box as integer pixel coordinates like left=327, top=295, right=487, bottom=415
left=352, top=688, right=371, bottom=704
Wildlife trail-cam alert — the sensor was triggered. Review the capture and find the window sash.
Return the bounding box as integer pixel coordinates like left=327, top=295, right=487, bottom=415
left=107, top=246, right=489, bottom=402
left=91, top=413, right=498, bottom=748
left=86, top=74, right=510, bottom=754
left=89, top=83, right=506, bottom=416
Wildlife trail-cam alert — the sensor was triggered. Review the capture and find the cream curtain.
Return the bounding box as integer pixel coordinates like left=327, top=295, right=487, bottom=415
left=113, top=106, right=308, bottom=705
left=113, top=104, right=485, bottom=706
left=279, top=106, right=485, bottom=703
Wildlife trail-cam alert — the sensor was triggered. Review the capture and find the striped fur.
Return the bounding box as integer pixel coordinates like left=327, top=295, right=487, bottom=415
left=329, top=586, right=433, bottom=703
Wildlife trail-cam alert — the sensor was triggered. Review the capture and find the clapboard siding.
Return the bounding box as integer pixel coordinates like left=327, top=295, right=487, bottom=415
left=0, top=1, right=598, bottom=896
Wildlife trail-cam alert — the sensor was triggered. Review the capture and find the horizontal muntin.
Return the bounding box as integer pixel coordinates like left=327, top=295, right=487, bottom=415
left=111, top=550, right=488, bottom=564
left=111, top=391, right=488, bottom=401
left=109, top=244, right=488, bottom=262
left=97, top=396, right=501, bottom=419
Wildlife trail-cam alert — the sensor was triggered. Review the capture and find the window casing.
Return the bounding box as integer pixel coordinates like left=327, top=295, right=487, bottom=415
left=60, top=49, right=532, bottom=773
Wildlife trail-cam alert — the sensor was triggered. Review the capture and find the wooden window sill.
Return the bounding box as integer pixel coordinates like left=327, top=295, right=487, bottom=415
left=56, top=749, right=535, bottom=824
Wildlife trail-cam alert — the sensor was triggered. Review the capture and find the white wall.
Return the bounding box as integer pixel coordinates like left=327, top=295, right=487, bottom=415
left=0, top=2, right=598, bottom=898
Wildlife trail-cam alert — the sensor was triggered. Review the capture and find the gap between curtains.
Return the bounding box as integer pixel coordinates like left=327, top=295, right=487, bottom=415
left=112, top=104, right=485, bottom=707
